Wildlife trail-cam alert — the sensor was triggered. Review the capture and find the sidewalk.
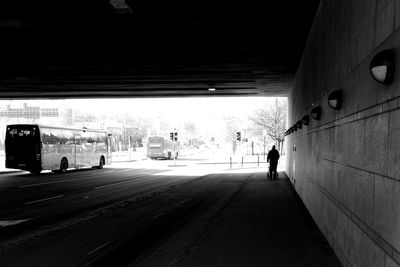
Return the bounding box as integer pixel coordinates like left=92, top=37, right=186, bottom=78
left=111, top=149, right=147, bottom=162
left=0, top=154, right=20, bottom=173
left=138, top=172, right=341, bottom=267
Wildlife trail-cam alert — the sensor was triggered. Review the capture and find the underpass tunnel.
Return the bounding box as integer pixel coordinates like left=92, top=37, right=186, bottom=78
left=286, top=1, right=400, bottom=266
left=1, top=0, right=400, bottom=266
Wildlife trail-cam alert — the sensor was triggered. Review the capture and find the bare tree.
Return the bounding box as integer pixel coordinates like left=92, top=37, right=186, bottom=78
left=248, top=99, right=287, bottom=153
left=224, top=116, right=241, bottom=154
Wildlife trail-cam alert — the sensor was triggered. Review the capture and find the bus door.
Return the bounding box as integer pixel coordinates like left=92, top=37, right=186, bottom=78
left=74, top=134, right=82, bottom=168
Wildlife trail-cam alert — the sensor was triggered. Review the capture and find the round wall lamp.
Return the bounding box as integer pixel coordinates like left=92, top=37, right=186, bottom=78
left=296, top=120, right=302, bottom=129
left=311, top=106, right=322, bottom=120
left=328, top=89, right=343, bottom=110
left=370, top=49, right=395, bottom=84
left=302, top=115, right=310, bottom=126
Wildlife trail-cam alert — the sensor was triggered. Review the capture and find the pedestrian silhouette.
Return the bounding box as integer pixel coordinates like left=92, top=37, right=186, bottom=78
left=267, top=145, right=280, bottom=179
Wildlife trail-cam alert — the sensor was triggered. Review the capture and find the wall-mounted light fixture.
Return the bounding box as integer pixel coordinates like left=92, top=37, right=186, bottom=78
left=370, top=49, right=395, bottom=84
left=296, top=120, right=302, bottom=129
left=328, top=89, right=343, bottom=110
left=302, top=115, right=310, bottom=126
left=311, top=106, right=322, bottom=120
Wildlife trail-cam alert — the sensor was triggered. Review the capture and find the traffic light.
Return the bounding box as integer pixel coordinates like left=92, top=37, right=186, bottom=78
left=170, top=132, right=174, bottom=140
left=236, top=131, right=241, bottom=141
left=174, top=132, right=178, bottom=141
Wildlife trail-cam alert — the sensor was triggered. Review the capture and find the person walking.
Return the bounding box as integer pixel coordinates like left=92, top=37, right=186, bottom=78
left=267, top=145, right=280, bottom=179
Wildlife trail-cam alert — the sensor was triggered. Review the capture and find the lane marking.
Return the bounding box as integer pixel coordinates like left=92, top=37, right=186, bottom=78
left=152, top=212, right=163, bottom=220
left=24, top=195, right=64, bottom=205
left=94, top=180, right=135, bottom=190
left=20, top=171, right=148, bottom=188
left=177, top=199, right=188, bottom=206
left=87, top=242, right=110, bottom=256
left=0, top=218, right=32, bottom=227
left=20, top=177, right=98, bottom=188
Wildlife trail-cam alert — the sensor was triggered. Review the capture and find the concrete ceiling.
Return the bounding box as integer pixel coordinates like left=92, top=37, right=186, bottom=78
left=0, top=0, right=320, bottom=98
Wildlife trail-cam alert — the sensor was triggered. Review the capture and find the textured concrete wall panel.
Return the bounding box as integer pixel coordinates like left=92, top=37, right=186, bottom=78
left=385, top=255, right=400, bottom=267
left=351, top=120, right=367, bottom=169
left=363, top=233, right=386, bottom=267
left=357, top=62, right=379, bottom=111
left=344, top=166, right=356, bottom=214
left=394, top=181, right=400, bottom=251
left=347, top=218, right=364, bottom=267
left=396, top=0, right=400, bottom=30
left=375, top=0, right=395, bottom=47
left=374, top=175, right=396, bottom=248
left=388, top=109, right=400, bottom=180
left=336, top=207, right=348, bottom=253
left=364, top=113, right=389, bottom=175
left=355, top=171, right=375, bottom=228
left=341, top=70, right=359, bottom=117
left=287, top=2, right=400, bottom=265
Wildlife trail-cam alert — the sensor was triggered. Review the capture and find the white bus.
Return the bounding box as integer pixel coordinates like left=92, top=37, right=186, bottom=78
left=147, top=136, right=178, bottom=160
left=5, top=124, right=111, bottom=174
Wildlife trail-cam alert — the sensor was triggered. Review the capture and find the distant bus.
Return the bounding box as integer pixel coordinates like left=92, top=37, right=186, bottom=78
left=5, top=124, right=112, bottom=174
left=147, top=136, right=178, bottom=160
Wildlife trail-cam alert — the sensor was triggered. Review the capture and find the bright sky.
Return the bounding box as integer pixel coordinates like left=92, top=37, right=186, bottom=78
left=1, top=97, right=287, bottom=120
left=68, top=97, right=284, bottom=119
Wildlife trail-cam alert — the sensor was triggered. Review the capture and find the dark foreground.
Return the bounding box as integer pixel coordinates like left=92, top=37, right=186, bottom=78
left=133, top=172, right=341, bottom=267
left=0, top=167, right=340, bottom=266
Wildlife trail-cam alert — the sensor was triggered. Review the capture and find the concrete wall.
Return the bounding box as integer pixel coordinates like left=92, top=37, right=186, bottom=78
left=287, top=1, right=400, bottom=266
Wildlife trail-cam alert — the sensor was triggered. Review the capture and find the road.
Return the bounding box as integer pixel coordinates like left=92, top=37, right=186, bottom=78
left=0, top=155, right=270, bottom=266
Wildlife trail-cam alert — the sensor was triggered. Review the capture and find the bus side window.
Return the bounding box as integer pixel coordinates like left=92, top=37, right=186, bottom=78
left=64, top=130, right=74, bottom=145
left=42, top=130, right=50, bottom=144
left=81, top=136, right=88, bottom=146
left=86, top=132, right=95, bottom=144
left=81, top=131, right=89, bottom=146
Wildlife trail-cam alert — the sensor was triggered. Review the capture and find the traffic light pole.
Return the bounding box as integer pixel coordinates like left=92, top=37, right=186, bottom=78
left=173, top=140, right=176, bottom=166
left=171, top=131, right=178, bottom=166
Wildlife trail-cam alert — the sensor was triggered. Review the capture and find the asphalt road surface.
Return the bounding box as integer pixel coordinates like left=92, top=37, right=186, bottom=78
left=0, top=157, right=257, bottom=266
left=0, top=155, right=339, bottom=267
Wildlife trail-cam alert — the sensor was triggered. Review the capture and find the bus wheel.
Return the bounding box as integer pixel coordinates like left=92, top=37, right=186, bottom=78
left=98, top=156, right=105, bottom=169
left=60, top=158, right=68, bottom=173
